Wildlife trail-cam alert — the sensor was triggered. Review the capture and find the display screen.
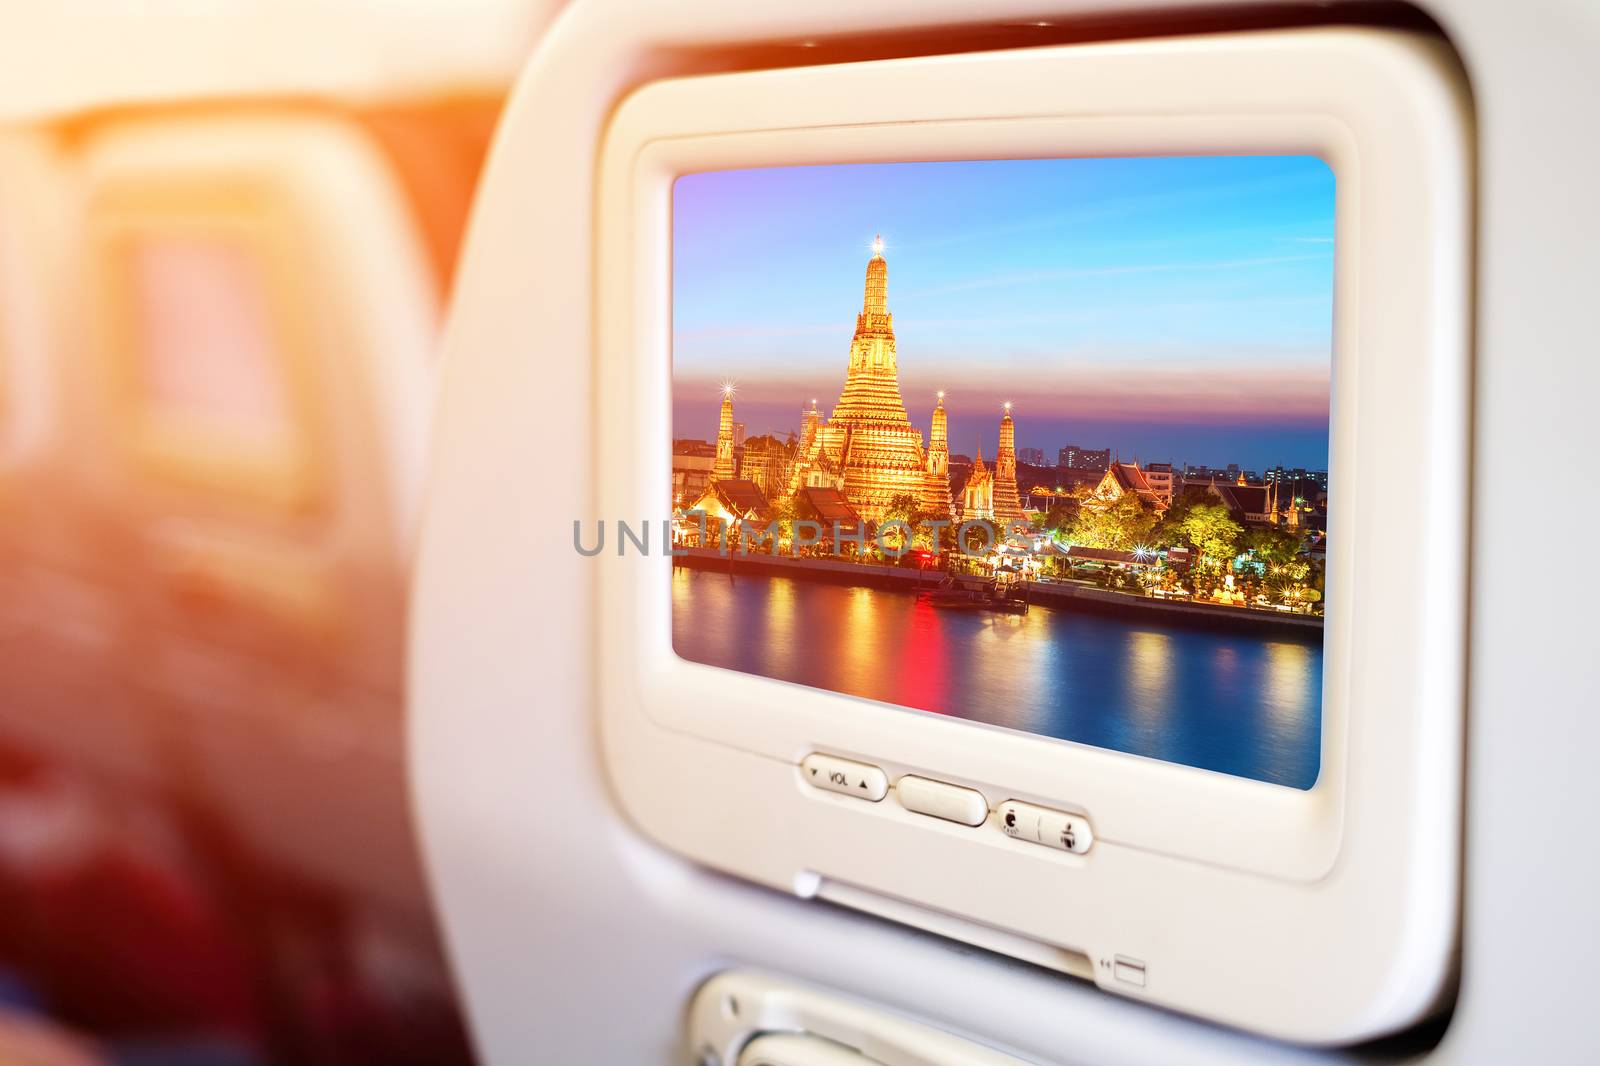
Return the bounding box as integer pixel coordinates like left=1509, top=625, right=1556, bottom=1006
left=129, top=235, right=293, bottom=453
left=670, top=158, right=1332, bottom=789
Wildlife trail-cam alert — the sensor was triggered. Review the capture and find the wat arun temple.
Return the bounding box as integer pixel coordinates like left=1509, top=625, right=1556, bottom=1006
left=703, top=237, right=1025, bottom=527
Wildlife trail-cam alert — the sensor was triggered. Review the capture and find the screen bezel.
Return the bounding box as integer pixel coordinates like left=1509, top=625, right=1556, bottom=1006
left=77, top=112, right=440, bottom=554
left=614, top=120, right=1356, bottom=881
left=90, top=177, right=327, bottom=515
left=593, top=29, right=1468, bottom=1041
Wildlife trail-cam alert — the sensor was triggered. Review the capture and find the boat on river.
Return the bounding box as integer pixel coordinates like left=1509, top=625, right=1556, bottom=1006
left=922, top=575, right=1030, bottom=614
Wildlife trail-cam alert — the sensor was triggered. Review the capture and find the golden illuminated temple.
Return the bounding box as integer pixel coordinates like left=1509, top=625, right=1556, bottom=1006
left=703, top=238, right=1026, bottom=528
left=787, top=236, right=935, bottom=522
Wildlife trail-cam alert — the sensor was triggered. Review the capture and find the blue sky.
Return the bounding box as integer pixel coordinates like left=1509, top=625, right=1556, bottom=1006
left=673, top=156, right=1334, bottom=470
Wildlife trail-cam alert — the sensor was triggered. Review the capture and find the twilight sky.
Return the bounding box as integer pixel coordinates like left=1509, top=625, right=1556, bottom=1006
left=673, top=156, right=1334, bottom=470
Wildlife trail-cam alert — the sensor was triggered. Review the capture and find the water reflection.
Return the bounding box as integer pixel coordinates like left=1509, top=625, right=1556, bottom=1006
left=671, top=569, right=1322, bottom=789
left=838, top=587, right=880, bottom=693
left=1264, top=641, right=1314, bottom=722
left=1127, top=630, right=1173, bottom=715
left=896, top=598, right=949, bottom=713
left=765, top=577, right=796, bottom=676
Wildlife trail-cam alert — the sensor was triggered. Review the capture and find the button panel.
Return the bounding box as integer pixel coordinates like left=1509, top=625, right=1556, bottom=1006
left=895, top=775, right=988, bottom=826
left=801, top=753, right=888, bottom=802
left=997, top=799, right=1094, bottom=854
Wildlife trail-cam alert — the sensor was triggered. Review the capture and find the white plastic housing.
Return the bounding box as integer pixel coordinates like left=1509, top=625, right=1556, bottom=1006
left=593, top=30, right=1470, bottom=1044
left=410, top=0, right=1600, bottom=1062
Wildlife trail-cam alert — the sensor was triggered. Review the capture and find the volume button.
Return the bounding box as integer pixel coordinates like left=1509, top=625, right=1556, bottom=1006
left=801, top=753, right=888, bottom=802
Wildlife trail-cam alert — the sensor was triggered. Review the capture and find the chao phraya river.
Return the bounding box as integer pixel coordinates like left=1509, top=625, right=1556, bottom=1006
left=672, top=566, right=1323, bottom=789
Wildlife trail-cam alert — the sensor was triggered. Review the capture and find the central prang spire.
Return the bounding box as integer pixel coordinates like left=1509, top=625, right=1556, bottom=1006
left=832, top=238, right=907, bottom=420
left=790, top=236, right=932, bottom=523
left=863, top=234, right=888, bottom=316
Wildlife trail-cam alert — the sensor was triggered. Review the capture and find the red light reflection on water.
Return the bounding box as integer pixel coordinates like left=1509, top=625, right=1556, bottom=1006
left=896, top=596, right=949, bottom=713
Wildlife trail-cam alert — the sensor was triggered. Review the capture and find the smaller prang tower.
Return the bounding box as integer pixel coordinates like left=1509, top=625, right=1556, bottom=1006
left=920, top=391, right=953, bottom=519
left=992, top=402, right=1025, bottom=523
left=712, top=384, right=737, bottom=483
left=799, top=399, right=821, bottom=456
